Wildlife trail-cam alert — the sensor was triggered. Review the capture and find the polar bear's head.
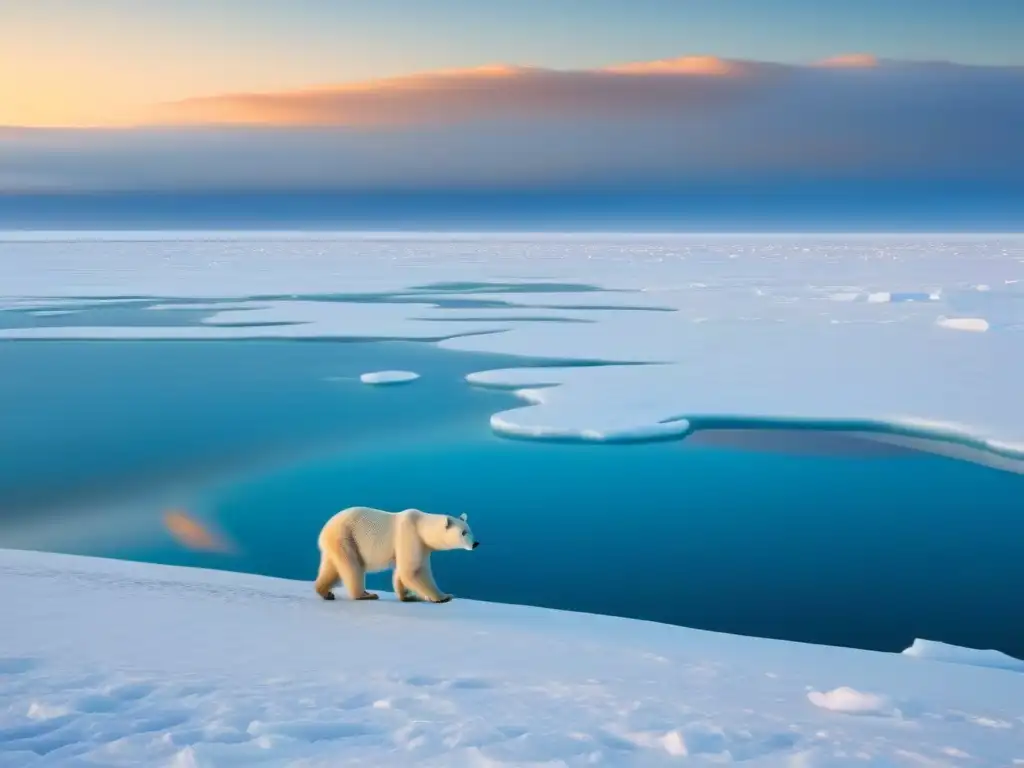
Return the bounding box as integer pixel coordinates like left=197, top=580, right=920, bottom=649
left=439, top=512, right=479, bottom=551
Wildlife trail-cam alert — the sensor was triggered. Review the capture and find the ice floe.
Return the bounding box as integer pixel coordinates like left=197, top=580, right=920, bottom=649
left=359, top=370, right=421, bottom=385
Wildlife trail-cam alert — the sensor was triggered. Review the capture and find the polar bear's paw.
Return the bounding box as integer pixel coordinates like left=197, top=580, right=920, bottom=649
left=431, top=594, right=453, bottom=604
left=356, top=592, right=380, bottom=601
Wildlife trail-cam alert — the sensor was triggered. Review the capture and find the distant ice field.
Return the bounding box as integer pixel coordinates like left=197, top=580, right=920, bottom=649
left=1, top=232, right=1022, bottom=466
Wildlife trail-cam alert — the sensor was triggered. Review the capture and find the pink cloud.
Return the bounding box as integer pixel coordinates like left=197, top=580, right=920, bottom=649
left=602, top=55, right=762, bottom=76
left=144, top=56, right=805, bottom=128
left=142, top=55, right=1024, bottom=135
left=815, top=53, right=880, bottom=69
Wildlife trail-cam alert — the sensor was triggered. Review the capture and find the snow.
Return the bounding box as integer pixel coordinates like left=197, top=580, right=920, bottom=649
left=2, top=549, right=1023, bottom=767
left=359, top=370, right=421, bottom=385
left=902, top=639, right=1024, bottom=673
left=806, top=687, right=896, bottom=716
left=936, top=316, right=990, bottom=332
left=1, top=232, right=1023, bottom=460
left=467, top=368, right=692, bottom=442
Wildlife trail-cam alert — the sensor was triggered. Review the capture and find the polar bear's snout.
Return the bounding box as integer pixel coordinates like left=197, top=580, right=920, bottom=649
left=443, top=512, right=479, bottom=551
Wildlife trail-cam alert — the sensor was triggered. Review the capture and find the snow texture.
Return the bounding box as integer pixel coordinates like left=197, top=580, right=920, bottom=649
left=359, top=370, right=421, bottom=386
left=806, top=687, right=896, bottom=716
left=936, top=316, right=990, bottom=332
left=902, top=639, right=1024, bottom=673
left=2, top=549, right=1023, bottom=767
left=1, top=232, right=1022, bottom=458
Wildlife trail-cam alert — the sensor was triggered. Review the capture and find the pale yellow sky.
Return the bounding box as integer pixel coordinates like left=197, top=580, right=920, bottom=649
left=0, top=39, right=335, bottom=127
left=0, top=8, right=386, bottom=127
left=1, top=53, right=131, bottom=127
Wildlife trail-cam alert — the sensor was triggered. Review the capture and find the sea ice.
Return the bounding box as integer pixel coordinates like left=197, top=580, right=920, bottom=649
left=902, top=638, right=1024, bottom=673
left=1, top=232, right=1022, bottom=460
left=359, top=370, right=421, bottom=385
left=1, top=549, right=1022, bottom=767
left=468, top=367, right=692, bottom=442
left=936, top=316, right=991, bottom=332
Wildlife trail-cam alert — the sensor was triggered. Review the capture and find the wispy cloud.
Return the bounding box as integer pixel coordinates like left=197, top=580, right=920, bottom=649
left=2, top=55, right=1022, bottom=192
left=814, top=54, right=879, bottom=69
left=145, top=61, right=763, bottom=128
left=142, top=55, right=1023, bottom=129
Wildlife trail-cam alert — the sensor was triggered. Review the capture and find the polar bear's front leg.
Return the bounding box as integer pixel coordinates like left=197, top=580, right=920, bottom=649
left=404, top=559, right=451, bottom=604
left=395, top=518, right=451, bottom=603
left=392, top=572, right=419, bottom=602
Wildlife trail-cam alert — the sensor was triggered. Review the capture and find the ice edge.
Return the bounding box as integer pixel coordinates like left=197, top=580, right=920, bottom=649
left=467, top=371, right=1024, bottom=467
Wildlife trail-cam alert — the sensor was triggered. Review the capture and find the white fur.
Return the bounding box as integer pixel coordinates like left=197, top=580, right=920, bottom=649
left=315, top=506, right=477, bottom=603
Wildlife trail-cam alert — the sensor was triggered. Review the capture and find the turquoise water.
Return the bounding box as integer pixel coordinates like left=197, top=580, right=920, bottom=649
left=1, top=337, right=1022, bottom=658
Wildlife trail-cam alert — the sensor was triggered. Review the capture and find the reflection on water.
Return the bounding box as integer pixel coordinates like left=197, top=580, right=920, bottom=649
left=164, top=510, right=232, bottom=553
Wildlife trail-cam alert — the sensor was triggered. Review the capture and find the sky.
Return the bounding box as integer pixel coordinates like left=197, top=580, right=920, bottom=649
left=1, top=0, right=1023, bottom=207
left=4, top=0, right=1024, bottom=126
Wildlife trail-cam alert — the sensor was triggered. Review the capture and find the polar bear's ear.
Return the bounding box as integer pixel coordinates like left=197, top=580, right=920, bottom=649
left=460, top=513, right=468, bottom=522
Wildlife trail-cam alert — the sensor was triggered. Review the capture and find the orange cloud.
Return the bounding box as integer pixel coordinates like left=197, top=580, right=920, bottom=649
left=603, top=55, right=764, bottom=77
left=815, top=53, right=880, bottom=69
left=148, top=53, right=1021, bottom=129
left=147, top=70, right=538, bottom=127
left=146, top=56, right=786, bottom=128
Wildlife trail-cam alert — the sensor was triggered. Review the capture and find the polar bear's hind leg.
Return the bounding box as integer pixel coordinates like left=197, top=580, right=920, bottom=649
left=314, top=552, right=338, bottom=601
left=333, top=538, right=379, bottom=601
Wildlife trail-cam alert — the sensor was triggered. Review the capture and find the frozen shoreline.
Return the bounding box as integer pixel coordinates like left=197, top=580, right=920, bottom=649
left=1, top=548, right=1022, bottom=766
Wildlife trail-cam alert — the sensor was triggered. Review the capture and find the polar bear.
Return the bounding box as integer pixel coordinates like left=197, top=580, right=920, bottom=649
left=315, top=506, right=479, bottom=603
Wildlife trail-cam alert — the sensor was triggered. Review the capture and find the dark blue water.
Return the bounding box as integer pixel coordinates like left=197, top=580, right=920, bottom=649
left=1, top=336, right=1022, bottom=658
left=2, top=185, right=1022, bottom=231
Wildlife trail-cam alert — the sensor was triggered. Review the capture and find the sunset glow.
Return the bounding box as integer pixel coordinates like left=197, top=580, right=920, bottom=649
left=604, top=56, right=755, bottom=76
left=3, top=0, right=1022, bottom=129
left=1, top=1, right=1020, bottom=195
left=815, top=53, right=881, bottom=69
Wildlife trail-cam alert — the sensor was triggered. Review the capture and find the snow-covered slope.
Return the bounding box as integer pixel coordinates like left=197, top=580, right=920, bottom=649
left=1, top=549, right=1021, bottom=766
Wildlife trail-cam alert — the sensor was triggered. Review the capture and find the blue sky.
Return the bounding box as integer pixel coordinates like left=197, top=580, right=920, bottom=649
left=184, top=0, right=1024, bottom=69
left=20, top=0, right=1024, bottom=68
